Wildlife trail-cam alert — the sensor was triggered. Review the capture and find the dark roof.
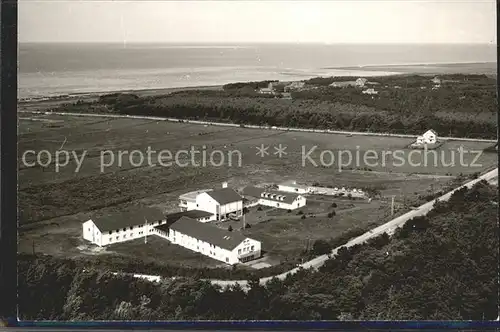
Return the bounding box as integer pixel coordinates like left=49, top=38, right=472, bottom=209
left=241, top=186, right=300, bottom=204
left=155, top=210, right=213, bottom=232
left=205, top=188, right=242, bottom=205
left=241, top=186, right=266, bottom=198
left=166, top=210, right=213, bottom=222
left=169, top=216, right=249, bottom=251
left=91, top=207, right=165, bottom=232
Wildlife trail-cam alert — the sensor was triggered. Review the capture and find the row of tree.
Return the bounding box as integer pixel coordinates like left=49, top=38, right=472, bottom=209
left=19, top=181, right=498, bottom=320
left=65, top=73, right=497, bottom=138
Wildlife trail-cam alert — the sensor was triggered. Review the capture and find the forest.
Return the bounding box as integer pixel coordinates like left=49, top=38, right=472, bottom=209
left=58, top=74, right=498, bottom=139
left=19, top=181, right=498, bottom=320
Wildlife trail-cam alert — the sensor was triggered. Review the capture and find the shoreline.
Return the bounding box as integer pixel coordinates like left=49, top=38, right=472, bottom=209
left=18, top=61, right=496, bottom=102
left=326, top=61, right=497, bottom=74
left=17, top=84, right=225, bottom=103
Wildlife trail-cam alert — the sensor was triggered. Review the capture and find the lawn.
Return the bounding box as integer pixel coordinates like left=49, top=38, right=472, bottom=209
left=18, top=114, right=492, bottom=267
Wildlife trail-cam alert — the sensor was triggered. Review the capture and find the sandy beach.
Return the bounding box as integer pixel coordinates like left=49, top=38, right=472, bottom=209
left=328, top=61, right=497, bottom=76
left=17, top=61, right=496, bottom=107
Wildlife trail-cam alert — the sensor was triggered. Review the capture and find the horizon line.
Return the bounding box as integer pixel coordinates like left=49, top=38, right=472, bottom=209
left=18, top=41, right=497, bottom=45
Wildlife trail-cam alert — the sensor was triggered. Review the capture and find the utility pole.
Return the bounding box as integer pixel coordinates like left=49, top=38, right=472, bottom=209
left=391, top=195, right=395, bottom=216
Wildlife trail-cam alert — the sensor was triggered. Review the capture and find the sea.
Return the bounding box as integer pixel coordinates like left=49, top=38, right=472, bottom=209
left=18, top=43, right=497, bottom=99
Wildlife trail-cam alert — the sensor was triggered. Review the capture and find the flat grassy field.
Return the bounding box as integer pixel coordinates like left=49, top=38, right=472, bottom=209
left=18, top=114, right=494, bottom=267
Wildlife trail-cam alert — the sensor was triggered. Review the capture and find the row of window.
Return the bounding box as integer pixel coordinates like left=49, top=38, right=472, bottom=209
left=237, top=245, right=255, bottom=255
left=105, top=230, right=149, bottom=243
left=99, top=221, right=165, bottom=235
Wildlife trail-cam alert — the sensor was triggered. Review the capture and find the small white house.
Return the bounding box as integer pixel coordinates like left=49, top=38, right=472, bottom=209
left=431, top=76, right=441, bottom=85
left=414, top=129, right=437, bottom=145
left=154, top=216, right=261, bottom=265
left=362, top=88, right=378, bottom=95
left=422, top=129, right=437, bottom=144
left=259, top=82, right=275, bottom=94
left=241, top=186, right=307, bottom=210
left=278, top=180, right=310, bottom=194
left=355, top=78, right=368, bottom=87
left=82, top=208, right=166, bottom=247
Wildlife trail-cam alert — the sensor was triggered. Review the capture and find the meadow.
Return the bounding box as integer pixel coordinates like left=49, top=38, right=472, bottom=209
left=18, top=113, right=496, bottom=267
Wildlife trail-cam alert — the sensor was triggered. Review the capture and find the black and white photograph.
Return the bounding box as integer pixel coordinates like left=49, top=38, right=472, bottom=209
left=16, top=0, right=498, bottom=322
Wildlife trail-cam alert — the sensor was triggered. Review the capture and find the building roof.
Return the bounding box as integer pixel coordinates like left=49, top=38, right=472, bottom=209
left=169, top=216, right=250, bottom=251
left=241, top=186, right=300, bottom=204
left=330, top=81, right=357, bottom=87
left=167, top=210, right=213, bottom=223
left=155, top=210, right=213, bottom=232
left=279, top=180, right=309, bottom=190
left=179, top=189, right=213, bottom=201
left=205, top=188, right=242, bottom=205
left=90, top=207, right=165, bottom=233
left=424, top=129, right=437, bottom=136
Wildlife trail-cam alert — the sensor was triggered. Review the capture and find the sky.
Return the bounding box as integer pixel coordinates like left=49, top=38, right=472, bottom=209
left=19, top=0, right=497, bottom=44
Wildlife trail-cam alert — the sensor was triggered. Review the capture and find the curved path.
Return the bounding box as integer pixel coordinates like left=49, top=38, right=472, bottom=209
left=208, top=168, right=498, bottom=289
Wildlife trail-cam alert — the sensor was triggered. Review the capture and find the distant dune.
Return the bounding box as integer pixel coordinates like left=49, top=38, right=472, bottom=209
left=325, top=62, right=497, bottom=76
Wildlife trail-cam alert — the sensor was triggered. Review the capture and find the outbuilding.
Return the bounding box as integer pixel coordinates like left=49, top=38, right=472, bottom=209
left=241, top=186, right=306, bottom=210
left=278, top=180, right=310, bottom=194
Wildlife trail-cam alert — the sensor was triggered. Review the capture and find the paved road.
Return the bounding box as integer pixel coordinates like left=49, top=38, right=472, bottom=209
left=18, top=110, right=497, bottom=143
left=209, top=168, right=498, bottom=289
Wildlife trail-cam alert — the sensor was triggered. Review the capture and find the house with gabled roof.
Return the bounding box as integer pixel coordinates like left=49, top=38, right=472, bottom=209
left=82, top=207, right=167, bottom=247
left=177, top=182, right=244, bottom=222
left=241, top=186, right=306, bottom=210
left=414, top=129, right=438, bottom=146
left=154, top=216, right=261, bottom=264
left=278, top=180, right=310, bottom=194
left=83, top=209, right=261, bottom=265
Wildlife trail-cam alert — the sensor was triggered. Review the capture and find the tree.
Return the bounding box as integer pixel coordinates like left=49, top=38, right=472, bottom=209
left=312, top=239, right=332, bottom=255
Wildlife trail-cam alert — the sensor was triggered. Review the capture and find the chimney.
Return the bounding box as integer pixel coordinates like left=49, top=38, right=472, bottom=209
left=222, top=182, right=228, bottom=188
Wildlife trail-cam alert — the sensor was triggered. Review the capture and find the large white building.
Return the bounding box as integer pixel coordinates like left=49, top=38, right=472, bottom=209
left=241, top=186, right=307, bottom=210
left=278, top=180, right=310, bottom=194
left=179, top=189, right=213, bottom=211
left=82, top=208, right=261, bottom=265
left=179, top=183, right=243, bottom=222
left=155, top=216, right=261, bottom=264
left=82, top=208, right=166, bottom=247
